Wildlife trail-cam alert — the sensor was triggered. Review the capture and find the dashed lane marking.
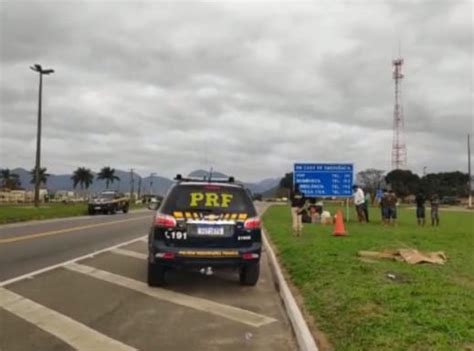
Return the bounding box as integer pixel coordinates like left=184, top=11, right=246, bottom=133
left=111, top=248, right=147, bottom=260
left=0, top=235, right=147, bottom=287
left=65, top=262, right=277, bottom=328
left=0, top=288, right=137, bottom=351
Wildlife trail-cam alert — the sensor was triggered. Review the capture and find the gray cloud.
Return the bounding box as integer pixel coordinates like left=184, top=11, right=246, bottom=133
left=1, top=0, right=472, bottom=181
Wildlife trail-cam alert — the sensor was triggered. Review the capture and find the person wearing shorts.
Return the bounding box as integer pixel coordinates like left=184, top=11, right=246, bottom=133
left=386, top=190, right=398, bottom=226
left=415, top=191, right=426, bottom=226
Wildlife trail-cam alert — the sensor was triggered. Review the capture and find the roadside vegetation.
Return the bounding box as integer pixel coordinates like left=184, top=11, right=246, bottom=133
left=263, top=204, right=474, bottom=351
left=0, top=203, right=89, bottom=224
left=0, top=202, right=147, bottom=224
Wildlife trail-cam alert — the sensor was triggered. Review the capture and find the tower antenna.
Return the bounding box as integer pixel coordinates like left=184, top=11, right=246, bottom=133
left=391, top=52, right=407, bottom=169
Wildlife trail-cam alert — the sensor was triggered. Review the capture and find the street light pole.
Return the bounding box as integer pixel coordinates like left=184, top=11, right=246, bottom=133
left=150, top=172, right=156, bottom=194
left=468, top=134, right=472, bottom=208
left=30, top=64, right=54, bottom=208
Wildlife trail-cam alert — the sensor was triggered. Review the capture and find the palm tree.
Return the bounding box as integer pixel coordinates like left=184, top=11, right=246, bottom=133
left=71, top=167, right=94, bottom=190
left=0, top=169, right=21, bottom=189
left=30, top=167, right=49, bottom=187
left=97, top=167, right=120, bottom=189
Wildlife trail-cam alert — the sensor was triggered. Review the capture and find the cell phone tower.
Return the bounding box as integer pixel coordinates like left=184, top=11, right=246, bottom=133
left=391, top=56, right=407, bottom=169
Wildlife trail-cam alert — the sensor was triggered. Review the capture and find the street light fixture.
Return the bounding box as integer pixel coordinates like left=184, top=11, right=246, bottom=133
left=30, top=63, right=54, bottom=207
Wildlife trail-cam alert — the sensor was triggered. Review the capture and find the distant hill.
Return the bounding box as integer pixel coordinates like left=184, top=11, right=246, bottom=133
left=188, top=169, right=229, bottom=179
left=186, top=170, right=279, bottom=194
left=3, top=168, right=278, bottom=196
left=8, top=168, right=173, bottom=196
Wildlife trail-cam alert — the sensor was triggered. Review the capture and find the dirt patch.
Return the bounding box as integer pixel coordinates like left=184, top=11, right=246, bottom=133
left=351, top=303, right=386, bottom=323
left=451, top=276, right=474, bottom=290
left=358, top=257, right=379, bottom=264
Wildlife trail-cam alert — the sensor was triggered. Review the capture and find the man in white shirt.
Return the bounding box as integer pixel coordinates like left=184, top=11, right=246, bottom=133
left=352, top=185, right=366, bottom=223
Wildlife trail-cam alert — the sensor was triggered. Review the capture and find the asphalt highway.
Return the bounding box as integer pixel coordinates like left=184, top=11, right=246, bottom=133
left=0, top=205, right=297, bottom=351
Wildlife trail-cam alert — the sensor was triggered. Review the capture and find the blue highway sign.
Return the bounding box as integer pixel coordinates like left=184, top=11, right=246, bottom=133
left=294, top=163, right=353, bottom=197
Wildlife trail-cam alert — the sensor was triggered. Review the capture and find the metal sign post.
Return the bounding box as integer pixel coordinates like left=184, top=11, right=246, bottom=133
left=293, top=163, right=354, bottom=221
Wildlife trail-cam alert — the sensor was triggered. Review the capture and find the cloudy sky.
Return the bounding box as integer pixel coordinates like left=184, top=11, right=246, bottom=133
left=0, top=0, right=472, bottom=182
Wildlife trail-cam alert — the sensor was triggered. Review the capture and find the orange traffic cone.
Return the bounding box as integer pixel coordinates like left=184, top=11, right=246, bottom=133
left=333, top=209, right=347, bottom=236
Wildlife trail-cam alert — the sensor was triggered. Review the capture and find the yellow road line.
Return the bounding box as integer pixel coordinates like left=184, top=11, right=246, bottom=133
left=0, top=216, right=150, bottom=245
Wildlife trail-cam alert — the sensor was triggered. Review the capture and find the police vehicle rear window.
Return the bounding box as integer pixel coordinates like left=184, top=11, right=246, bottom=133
left=161, top=185, right=256, bottom=216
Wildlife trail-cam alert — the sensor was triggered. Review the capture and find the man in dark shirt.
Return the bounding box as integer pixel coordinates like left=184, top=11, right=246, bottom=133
left=379, top=189, right=389, bottom=225
left=415, top=191, right=426, bottom=226
left=290, top=185, right=305, bottom=236
left=386, top=190, right=398, bottom=226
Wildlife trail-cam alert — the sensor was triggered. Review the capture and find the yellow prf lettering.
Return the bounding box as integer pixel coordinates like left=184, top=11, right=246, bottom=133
left=221, top=193, right=233, bottom=208
left=205, top=193, right=219, bottom=207
left=190, top=193, right=204, bottom=207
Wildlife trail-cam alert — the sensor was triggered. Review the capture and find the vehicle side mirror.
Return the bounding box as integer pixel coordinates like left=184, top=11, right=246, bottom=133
left=147, top=200, right=160, bottom=210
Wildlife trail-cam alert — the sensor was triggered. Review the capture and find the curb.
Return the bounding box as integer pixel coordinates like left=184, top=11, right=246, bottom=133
left=263, top=230, right=319, bottom=351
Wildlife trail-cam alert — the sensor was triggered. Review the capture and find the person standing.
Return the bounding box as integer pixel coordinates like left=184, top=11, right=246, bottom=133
left=379, top=189, right=389, bottom=225
left=386, top=189, right=398, bottom=226
left=290, top=185, right=305, bottom=236
left=364, top=191, right=371, bottom=222
left=352, top=185, right=366, bottom=223
left=415, top=191, right=426, bottom=226
left=430, top=193, right=440, bottom=226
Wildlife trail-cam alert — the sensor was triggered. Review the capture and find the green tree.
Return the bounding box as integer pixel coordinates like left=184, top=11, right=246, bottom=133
left=385, top=169, right=420, bottom=197
left=97, top=167, right=120, bottom=189
left=420, top=172, right=469, bottom=197
left=30, top=167, right=49, bottom=187
left=279, top=172, right=293, bottom=190
left=71, top=167, right=94, bottom=190
left=0, top=169, right=21, bottom=189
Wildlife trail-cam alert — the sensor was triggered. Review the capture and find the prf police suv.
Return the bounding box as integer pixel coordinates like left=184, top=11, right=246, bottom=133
left=147, top=175, right=261, bottom=287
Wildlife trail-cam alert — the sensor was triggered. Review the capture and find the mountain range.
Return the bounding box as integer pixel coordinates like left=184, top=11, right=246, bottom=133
left=5, top=168, right=280, bottom=196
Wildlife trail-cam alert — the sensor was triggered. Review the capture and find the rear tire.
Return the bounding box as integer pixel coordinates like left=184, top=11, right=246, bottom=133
left=147, top=261, right=166, bottom=287
left=88, top=209, right=95, bottom=215
left=239, top=263, right=260, bottom=286
left=123, top=205, right=129, bottom=214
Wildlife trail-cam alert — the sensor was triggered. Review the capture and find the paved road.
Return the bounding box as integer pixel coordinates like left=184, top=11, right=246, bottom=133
left=0, top=210, right=152, bottom=281
left=0, top=205, right=297, bottom=351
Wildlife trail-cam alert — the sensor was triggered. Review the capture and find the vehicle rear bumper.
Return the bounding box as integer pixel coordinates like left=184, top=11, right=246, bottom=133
left=88, top=204, right=114, bottom=211
left=149, top=241, right=261, bottom=268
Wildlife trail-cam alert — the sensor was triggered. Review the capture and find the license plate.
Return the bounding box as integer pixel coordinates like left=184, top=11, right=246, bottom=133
left=197, top=226, right=224, bottom=236
left=94, top=207, right=101, bottom=210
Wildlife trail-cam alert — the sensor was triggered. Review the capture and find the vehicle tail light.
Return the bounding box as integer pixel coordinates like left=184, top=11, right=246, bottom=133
left=155, top=252, right=176, bottom=260
left=242, top=253, right=260, bottom=260
left=244, top=217, right=261, bottom=230
left=154, top=213, right=177, bottom=228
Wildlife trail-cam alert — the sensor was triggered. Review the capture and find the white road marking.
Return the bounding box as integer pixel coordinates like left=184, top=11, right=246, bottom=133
left=65, top=262, right=277, bottom=328
left=0, top=288, right=137, bottom=351
left=0, top=235, right=147, bottom=287
left=111, top=248, right=147, bottom=260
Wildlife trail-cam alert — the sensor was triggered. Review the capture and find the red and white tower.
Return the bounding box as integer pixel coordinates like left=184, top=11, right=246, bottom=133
left=391, top=57, right=407, bottom=169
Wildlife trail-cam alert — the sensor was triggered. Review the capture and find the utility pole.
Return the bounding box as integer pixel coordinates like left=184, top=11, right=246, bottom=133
left=468, top=134, right=472, bottom=208
left=391, top=57, right=407, bottom=169
left=130, top=168, right=135, bottom=201
left=137, top=176, right=142, bottom=200
left=149, top=172, right=156, bottom=194
left=30, top=64, right=54, bottom=207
